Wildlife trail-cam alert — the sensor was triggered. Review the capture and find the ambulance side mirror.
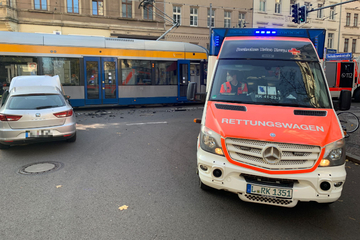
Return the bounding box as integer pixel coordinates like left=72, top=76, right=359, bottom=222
left=334, top=90, right=351, bottom=111
left=187, top=82, right=197, bottom=101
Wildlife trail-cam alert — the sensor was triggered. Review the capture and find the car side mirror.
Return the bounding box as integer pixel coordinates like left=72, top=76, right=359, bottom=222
left=334, top=90, right=351, bottom=111
left=187, top=82, right=197, bottom=101
left=65, top=95, right=71, bottom=100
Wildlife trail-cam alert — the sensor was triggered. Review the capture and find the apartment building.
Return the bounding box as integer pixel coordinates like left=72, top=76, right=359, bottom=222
left=339, top=0, right=360, bottom=58
left=253, top=0, right=341, bottom=55
left=163, top=0, right=253, bottom=48
left=0, top=0, right=165, bottom=39
left=0, top=0, right=253, bottom=49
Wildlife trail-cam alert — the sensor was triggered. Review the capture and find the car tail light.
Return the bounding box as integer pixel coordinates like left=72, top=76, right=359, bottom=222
left=0, top=114, right=22, bottom=121
left=53, top=109, right=73, bottom=118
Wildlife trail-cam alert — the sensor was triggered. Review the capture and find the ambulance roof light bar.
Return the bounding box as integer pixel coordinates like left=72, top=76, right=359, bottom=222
left=210, top=28, right=326, bottom=59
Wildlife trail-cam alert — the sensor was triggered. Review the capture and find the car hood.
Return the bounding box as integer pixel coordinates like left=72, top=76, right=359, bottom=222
left=204, top=101, right=343, bottom=147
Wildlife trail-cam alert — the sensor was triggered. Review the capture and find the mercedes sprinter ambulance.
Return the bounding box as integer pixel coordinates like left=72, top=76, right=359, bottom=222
left=188, top=29, right=351, bottom=207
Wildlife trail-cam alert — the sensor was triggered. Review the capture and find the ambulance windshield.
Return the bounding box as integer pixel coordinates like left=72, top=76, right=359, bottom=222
left=209, top=60, right=331, bottom=108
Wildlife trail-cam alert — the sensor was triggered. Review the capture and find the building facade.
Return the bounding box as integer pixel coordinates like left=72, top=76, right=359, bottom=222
left=0, top=0, right=359, bottom=54
left=339, top=0, right=360, bottom=58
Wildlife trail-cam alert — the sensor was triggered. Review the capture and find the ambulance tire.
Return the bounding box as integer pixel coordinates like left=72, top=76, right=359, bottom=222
left=353, top=89, right=360, bottom=102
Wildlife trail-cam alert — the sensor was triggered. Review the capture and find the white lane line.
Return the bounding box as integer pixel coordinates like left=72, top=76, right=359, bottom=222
left=126, top=121, right=168, bottom=126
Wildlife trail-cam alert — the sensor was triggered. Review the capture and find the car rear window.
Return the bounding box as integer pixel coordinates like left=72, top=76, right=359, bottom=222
left=6, top=94, right=66, bottom=110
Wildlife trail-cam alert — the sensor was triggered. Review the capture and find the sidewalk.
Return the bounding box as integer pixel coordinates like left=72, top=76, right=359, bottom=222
left=346, top=135, right=360, bottom=164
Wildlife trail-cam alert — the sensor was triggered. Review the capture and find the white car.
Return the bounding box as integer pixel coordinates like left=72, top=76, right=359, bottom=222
left=0, top=76, right=76, bottom=149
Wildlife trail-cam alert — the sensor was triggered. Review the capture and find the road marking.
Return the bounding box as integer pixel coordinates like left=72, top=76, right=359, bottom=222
left=126, top=121, right=167, bottom=126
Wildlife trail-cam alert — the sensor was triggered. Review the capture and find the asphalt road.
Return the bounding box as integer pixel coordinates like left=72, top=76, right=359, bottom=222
left=0, top=104, right=359, bottom=240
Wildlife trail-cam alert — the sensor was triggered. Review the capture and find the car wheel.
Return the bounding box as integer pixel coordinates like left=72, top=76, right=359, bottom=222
left=66, top=133, right=76, bottom=143
left=0, top=143, right=10, bottom=149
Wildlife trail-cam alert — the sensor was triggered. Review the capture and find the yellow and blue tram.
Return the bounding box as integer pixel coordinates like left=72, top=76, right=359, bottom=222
left=0, top=31, right=208, bottom=107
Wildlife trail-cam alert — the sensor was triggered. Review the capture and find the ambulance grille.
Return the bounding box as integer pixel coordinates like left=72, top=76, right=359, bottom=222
left=244, top=194, right=293, bottom=206
left=225, top=138, right=321, bottom=170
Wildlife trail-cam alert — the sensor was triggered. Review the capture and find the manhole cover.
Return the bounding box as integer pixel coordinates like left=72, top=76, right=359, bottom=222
left=18, top=161, right=63, bottom=175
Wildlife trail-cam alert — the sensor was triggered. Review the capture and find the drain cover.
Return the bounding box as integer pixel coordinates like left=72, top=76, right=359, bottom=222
left=18, top=161, right=63, bottom=175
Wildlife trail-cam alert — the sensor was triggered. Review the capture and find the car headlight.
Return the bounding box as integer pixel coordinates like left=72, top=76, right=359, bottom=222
left=320, top=139, right=346, bottom=167
left=200, top=126, right=224, bottom=156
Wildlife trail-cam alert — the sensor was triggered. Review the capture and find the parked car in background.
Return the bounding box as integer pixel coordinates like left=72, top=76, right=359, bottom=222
left=0, top=75, right=76, bottom=149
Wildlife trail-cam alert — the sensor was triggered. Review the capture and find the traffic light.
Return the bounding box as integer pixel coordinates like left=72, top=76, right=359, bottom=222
left=299, top=5, right=307, bottom=23
left=291, top=3, right=300, bottom=24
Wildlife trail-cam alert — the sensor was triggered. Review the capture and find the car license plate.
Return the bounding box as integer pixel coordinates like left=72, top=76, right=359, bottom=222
left=246, top=184, right=293, bottom=199
left=25, top=130, right=53, bottom=138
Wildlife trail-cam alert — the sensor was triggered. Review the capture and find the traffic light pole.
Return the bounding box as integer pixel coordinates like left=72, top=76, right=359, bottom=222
left=307, top=0, right=357, bottom=13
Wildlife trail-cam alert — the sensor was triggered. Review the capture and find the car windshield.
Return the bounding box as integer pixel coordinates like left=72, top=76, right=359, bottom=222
left=6, top=94, right=66, bottom=110
left=209, top=59, right=332, bottom=108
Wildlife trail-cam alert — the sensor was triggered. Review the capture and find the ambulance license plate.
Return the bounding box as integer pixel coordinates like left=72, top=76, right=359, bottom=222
left=26, top=130, right=53, bottom=138
left=246, top=184, right=292, bottom=199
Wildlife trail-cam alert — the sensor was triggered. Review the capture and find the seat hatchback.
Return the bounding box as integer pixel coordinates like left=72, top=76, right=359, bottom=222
left=0, top=86, right=76, bottom=149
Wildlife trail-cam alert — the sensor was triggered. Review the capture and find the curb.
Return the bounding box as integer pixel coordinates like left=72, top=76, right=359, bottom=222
left=346, top=153, right=360, bottom=164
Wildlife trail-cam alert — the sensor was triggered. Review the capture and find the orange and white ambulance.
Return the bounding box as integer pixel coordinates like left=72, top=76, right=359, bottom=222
left=187, top=28, right=351, bottom=207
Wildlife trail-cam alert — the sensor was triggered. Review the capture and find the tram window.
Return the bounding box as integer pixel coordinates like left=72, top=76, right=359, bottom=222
left=121, top=60, right=151, bottom=85
left=154, top=61, right=177, bottom=85
left=121, top=60, right=177, bottom=85
left=0, top=56, right=38, bottom=86
left=41, top=57, right=80, bottom=86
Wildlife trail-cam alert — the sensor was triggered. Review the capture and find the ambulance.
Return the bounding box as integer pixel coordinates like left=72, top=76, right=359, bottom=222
left=187, top=28, right=352, bottom=207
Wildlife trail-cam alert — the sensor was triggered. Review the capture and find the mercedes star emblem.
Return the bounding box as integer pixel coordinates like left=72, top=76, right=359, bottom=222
left=262, top=145, right=282, bottom=164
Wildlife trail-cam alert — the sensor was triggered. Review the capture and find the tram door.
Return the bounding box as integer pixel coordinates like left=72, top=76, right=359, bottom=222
left=178, top=60, right=190, bottom=101
left=84, top=57, right=118, bottom=105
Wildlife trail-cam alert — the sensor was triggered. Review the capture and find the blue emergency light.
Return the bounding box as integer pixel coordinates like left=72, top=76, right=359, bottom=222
left=210, top=28, right=326, bottom=59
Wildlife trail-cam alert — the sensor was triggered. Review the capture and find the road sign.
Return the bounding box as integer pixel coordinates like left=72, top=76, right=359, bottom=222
left=326, top=53, right=352, bottom=61
left=326, top=48, right=337, bottom=54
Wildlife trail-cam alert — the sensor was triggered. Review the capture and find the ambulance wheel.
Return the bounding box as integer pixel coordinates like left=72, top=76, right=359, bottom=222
left=353, top=89, right=360, bottom=102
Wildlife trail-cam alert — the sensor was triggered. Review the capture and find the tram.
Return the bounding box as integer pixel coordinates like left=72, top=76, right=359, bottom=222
left=0, top=31, right=208, bottom=107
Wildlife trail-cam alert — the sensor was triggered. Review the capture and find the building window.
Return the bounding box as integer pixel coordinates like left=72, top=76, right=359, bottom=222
left=173, top=6, right=181, bottom=25
left=207, top=9, right=215, bottom=27
left=260, top=0, right=266, bottom=12
left=190, top=8, right=198, bottom=26
left=330, top=7, right=335, bottom=20
left=352, top=39, right=357, bottom=53
left=67, top=0, right=79, bottom=13
left=344, top=38, right=349, bottom=52
left=327, top=33, right=334, bottom=49
left=239, top=12, right=245, bottom=27
left=346, top=13, right=351, bottom=26
left=122, top=0, right=132, bottom=18
left=7, top=0, right=13, bottom=7
left=144, top=5, right=153, bottom=20
left=34, top=0, right=47, bottom=10
left=354, top=14, right=358, bottom=27
left=317, top=4, right=323, bottom=18
left=275, top=0, right=281, bottom=14
left=92, top=0, right=104, bottom=16
left=224, top=11, right=231, bottom=28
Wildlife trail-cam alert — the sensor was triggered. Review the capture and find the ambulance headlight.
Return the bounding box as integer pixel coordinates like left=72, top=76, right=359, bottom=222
left=200, top=126, right=224, bottom=156
left=321, top=139, right=345, bottom=167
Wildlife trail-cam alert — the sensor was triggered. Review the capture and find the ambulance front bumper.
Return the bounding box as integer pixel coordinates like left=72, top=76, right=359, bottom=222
left=197, top=148, right=346, bottom=208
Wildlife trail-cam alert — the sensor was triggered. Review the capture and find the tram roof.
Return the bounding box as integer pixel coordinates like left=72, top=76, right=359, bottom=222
left=0, top=31, right=207, bottom=54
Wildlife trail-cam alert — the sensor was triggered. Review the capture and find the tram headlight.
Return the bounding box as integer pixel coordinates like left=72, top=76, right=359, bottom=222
left=200, top=126, right=224, bottom=156
left=321, top=139, right=345, bottom=167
